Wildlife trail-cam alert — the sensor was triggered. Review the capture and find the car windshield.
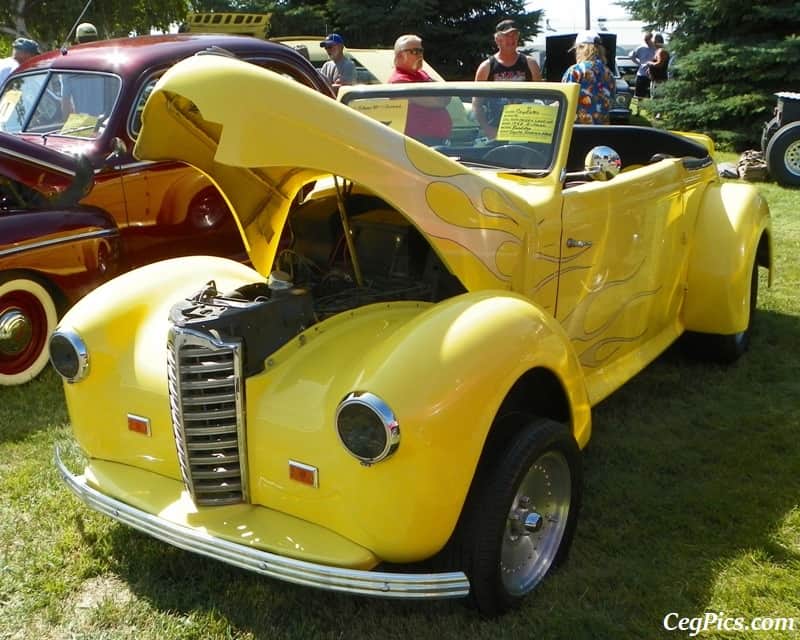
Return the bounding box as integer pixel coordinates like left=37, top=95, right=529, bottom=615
left=342, top=87, right=566, bottom=174
left=0, top=71, right=121, bottom=139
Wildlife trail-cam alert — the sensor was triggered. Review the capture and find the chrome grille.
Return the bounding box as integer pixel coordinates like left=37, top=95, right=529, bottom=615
left=167, top=327, right=248, bottom=506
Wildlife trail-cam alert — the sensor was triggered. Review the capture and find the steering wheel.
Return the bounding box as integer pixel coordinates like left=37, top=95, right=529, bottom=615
left=482, top=144, right=548, bottom=168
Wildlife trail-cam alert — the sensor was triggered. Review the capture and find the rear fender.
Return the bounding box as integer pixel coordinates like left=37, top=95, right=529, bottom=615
left=683, top=182, right=772, bottom=334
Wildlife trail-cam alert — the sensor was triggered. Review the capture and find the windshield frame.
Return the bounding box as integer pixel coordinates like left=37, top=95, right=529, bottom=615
left=340, top=84, right=569, bottom=176
left=0, top=69, right=123, bottom=140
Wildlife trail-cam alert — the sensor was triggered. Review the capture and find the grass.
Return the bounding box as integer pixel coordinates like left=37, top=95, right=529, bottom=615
left=1, top=167, right=798, bottom=639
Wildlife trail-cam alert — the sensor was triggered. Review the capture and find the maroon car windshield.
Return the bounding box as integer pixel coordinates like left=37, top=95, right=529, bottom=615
left=0, top=71, right=121, bottom=139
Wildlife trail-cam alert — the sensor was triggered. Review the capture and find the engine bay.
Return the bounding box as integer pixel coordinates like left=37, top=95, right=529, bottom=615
left=170, top=193, right=466, bottom=374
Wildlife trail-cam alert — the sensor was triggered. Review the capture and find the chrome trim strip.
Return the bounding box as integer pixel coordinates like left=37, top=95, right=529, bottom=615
left=55, top=448, right=470, bottom=599
left=0, top=146, right=76, bottom=176
left=0, top=228, right=118, bottom=259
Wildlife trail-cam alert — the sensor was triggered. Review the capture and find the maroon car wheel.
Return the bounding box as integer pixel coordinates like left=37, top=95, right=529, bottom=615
left=0, top=278, right=58, bottom=385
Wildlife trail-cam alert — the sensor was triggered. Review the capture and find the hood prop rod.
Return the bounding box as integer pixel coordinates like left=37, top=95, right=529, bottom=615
left=333, top=176, right=364, bottom=287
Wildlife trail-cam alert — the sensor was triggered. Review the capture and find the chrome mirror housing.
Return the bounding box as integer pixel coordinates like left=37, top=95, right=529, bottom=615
left=584, top=145, right=621, bottom=181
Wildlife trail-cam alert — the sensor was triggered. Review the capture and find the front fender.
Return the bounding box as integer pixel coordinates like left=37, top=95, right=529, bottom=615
left=683, top=182, right=772, bottom=334
left=245, top=290, right=588, bottom=562
left=59, top=256, right=263, bottom=478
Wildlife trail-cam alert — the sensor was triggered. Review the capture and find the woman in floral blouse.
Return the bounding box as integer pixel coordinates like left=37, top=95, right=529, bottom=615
left=561, top=30, right=616, bottom=124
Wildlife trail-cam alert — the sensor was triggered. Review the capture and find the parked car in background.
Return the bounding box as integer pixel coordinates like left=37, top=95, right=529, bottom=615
left=543, top=32, right=633, bottom=124
left=0, top=34, right=332, bottom=384
left=54, top=53, right=771, bottom=615
left=762, top=91, right=800, bottom=186
left=271, top=36, right=445, bottom=84
left=615, top=44, right=639, bottom=82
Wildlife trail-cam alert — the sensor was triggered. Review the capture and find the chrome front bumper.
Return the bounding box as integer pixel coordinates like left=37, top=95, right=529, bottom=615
left=55, top=448, right=470, bottom=599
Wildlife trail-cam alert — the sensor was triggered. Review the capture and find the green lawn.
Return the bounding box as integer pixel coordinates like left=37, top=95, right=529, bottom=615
left=1, top=166, right=798, bottom=640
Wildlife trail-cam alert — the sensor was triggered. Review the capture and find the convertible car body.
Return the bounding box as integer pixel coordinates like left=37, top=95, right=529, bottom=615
left=0, top=34, right=331, bottom=384
left=53, top=54, right=772, bottom=615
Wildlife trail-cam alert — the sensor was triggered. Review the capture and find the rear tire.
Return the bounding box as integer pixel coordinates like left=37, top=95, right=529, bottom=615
left=461, top=416, right=582, bottom=616
left=682, top=260, right=758, bottom=364
left=766, top=122, right=800, bottom=186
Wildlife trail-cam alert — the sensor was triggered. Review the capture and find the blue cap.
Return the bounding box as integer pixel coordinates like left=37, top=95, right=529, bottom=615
left=320, top=34, right=344, bottom=48
left=12, top=37, right=40, bottom=55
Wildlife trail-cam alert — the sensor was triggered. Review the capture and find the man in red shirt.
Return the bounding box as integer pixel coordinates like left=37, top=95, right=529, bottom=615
left=388, top=34, right=451, bottom=145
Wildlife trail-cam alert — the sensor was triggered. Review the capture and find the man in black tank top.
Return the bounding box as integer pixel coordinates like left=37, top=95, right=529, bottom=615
left=487, top=54, right=533, bottom=82
left=474, top=18, right=542, bottom=137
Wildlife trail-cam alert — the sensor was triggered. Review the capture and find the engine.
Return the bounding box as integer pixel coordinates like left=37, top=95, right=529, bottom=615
left=168, top=195, right=466, bottom=376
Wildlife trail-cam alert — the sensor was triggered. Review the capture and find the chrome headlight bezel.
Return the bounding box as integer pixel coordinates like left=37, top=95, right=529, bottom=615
left=335, top=391, right=400, bottom=465
left=49, top=328, right=89, bottom=383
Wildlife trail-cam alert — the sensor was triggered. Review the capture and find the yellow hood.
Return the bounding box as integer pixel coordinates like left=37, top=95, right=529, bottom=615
left=133, top=54, right=534, bottom=291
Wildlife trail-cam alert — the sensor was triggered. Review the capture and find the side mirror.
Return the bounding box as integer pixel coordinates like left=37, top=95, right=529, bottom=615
left=585, top=145, right=621, bottom=181
left=105, top=137, right=128, bottom=163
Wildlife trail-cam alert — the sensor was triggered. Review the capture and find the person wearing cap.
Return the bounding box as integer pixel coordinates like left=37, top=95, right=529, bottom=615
left=561, top=30, right=616, bottom=125
left=388, top=34, right=452, bottom=145
left=319, top=33, right=355, bottom=93
left=75, top=22, right=99, bottom=44
left=473, top=19, right=541, bottom=138
left=0, top=37, right=41, bottom=86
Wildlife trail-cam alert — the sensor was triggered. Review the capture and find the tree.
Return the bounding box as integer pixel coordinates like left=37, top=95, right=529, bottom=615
left=321, top=0, right=541, bottom=79
left=1, top=0, right=190, bottom=51
left=621, top=0, right=800, bottom=149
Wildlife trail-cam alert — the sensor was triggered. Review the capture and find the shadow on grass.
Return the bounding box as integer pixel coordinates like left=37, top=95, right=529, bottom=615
left=81, top=308, right=800, bottom=639
left=0, top=368, right=67, bottom=444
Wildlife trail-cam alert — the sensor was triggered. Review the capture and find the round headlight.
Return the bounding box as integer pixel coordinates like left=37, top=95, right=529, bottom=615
left=335, top=391, right=400, bottom=465
left=49, top=328, right=89, bottom=383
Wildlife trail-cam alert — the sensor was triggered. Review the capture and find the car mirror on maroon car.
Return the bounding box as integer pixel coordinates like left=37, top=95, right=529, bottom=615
left=105, top=137, right=127, bottom=163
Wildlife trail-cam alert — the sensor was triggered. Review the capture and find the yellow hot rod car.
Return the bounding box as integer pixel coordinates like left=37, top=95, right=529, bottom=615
left=51, top=53, right=772, bottom=615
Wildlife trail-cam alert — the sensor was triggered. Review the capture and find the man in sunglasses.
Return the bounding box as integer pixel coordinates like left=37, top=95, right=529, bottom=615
left=319, top=33, right=355, bottom=93
left=388, top=34, right=451, bottom=145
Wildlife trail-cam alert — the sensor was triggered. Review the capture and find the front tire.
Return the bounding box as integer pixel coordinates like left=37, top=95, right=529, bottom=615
left=463, top=416, right=582, bottom=616
left=0, top=276, right=59, bottom=385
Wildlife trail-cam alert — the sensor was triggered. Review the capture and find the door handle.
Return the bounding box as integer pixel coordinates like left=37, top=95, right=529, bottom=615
left=567, top=238, right=593, bottom=248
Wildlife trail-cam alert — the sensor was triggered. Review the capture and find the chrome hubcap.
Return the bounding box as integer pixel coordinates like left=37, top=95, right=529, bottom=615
left=0, top=309, right=32, bottom=356
left=501, top=450, right=571, bottom=596
left=785, top=139, right=800, bottom=177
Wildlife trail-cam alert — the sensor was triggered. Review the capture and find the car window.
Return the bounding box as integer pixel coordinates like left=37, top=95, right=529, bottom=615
left=0, top=71, right=121, bottom=138
left=343, top=87, right=565, bottom=173
left=129, top=56, right=327, bottom=140
left=0, top=72, right=48, bottom=133
left=131, top=78, right=157, bottom=138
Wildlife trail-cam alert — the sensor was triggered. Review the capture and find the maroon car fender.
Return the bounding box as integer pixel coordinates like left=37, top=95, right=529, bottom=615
left=0, top=206, right=120, bottom=304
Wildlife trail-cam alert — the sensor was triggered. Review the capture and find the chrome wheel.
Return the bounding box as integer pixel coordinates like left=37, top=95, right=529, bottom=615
left=462, top=416, right=582, bottom=616
left=501, top=449, right=571, bottom=596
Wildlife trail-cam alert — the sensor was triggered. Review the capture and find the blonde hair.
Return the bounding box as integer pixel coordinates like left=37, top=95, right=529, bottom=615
left=575, top=43, right=606, bottom=64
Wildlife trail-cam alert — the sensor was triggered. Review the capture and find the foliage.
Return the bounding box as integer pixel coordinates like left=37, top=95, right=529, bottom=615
left=0, top=0, right=190, bottom=51
left=621, top=0, right=800, bottom=150
left=190, top=0, right=542, bottom=80
left=321, top=0, right=541, bottom=80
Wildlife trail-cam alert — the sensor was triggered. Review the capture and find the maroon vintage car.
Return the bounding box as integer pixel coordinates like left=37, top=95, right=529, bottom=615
left=0, top=34, right=333, bottom=385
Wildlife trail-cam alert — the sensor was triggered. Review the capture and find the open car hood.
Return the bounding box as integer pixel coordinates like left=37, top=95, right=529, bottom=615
left=133, top=54, right=543, bottom=291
